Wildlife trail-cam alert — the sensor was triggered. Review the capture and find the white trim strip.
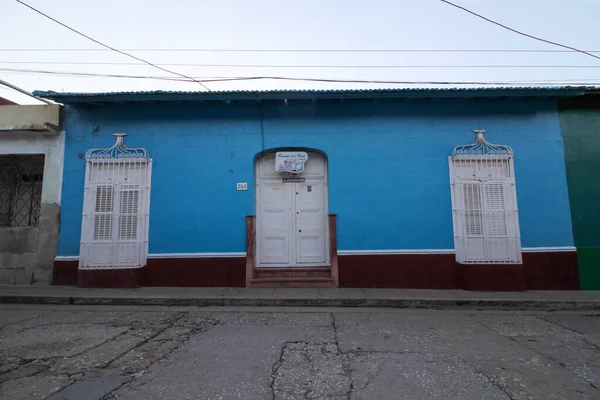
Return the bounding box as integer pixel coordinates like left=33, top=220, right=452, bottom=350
left=55, top=247, right=576, bottom=261
left=55, top=252, right=247, bottom=261
left=55, top=256, right=79, bottom=261
left=148, top=252, right=246, bottom=259
left=78, top=265, right=144, bottom=270
left=337, top=246, right=576, bottom=255
left=521, top=246, right=576, bottom=253
left=337, top=249, right=455, bottom=255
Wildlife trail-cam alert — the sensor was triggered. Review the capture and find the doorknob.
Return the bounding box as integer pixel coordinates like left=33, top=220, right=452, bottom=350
left=299, top=230, right=302, bottom=232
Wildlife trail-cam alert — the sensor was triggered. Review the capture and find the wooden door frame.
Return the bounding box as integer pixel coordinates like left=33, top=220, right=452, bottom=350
left=254, top=151, right=329, bottom=268
left=245, top=213, right=338, bottom=287
left=247, top=150, right=337, bottom=286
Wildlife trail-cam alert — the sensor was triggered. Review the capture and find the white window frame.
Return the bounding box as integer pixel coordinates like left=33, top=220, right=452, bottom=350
left=79, top=134, right=152, bottom=269
left=449, top=130, right=522, bottom=264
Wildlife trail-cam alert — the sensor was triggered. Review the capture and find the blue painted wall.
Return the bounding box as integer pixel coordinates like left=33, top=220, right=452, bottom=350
left=57, top=98, right=573, bottom=256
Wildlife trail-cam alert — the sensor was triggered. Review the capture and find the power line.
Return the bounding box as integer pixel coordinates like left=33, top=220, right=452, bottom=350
left=0, top=67, right=250, bottom=82
left=441, top=0, right=600, bottom=61
left=2, top=48, right=600, bottom=53
left=2, top=67, right=598, bottom=86
left=2, top=61, right=600, bottom=68
left=15, top=0, right=227, bottom=103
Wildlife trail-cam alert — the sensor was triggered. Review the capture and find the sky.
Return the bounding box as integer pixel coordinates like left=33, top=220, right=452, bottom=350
left=1, top=0, right=599, bottom=104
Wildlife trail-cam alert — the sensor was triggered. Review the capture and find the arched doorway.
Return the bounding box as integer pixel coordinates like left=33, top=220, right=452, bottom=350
left=255, top=151, right=329, bottom=268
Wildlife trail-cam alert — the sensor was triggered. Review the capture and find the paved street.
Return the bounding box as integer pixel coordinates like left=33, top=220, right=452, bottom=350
left=0, top=305, right=598, bottom=399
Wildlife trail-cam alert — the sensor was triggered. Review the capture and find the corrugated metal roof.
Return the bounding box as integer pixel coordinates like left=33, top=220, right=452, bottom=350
left=33, top=86, right=594, bottom=104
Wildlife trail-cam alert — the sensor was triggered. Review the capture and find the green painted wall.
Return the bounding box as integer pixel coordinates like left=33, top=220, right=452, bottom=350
left=558, top=95, right=600, bottom=290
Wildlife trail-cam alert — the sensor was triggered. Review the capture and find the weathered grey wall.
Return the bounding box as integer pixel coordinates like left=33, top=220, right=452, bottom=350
left=0, top=204, right=60, bottom=284
left=0, top=104, right=63, bottom=132
left=0, top=114, right=64, bottom=285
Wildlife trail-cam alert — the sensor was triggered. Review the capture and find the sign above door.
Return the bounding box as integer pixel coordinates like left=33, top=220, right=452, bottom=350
left=275, top=152, right=308, bottom=174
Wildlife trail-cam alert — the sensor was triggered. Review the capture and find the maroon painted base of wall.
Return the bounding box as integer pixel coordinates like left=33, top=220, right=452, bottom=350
left=53, top=251, right=579, bottom=290
left=456, top=264, right=526, bottom=291
left=144, top=258, right=245, bottom=287
left=338, top=251, right=580, bottom=291
left=78, top=268, right=143, bottom=288
left=523, top=252, right=580, bottom=290
left=52, top=258, right=246, bottom=288
left=338, top=254, right=458, bottom=289
left=53, top=261, right=78, bottom=286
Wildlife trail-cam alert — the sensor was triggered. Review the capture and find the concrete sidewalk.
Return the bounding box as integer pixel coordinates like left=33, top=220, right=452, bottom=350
left=1, top=285, right=600, bottom=309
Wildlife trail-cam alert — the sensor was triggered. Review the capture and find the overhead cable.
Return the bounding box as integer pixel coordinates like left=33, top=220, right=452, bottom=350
left=2, top=61, right=600, bottom=68
left=1, top=67, right=598, bottom=86
left=2, top=48, right=600, bottom=53
left=15, top=0, right=228, bottom=103
left=441, top=0, right=600, bottom=61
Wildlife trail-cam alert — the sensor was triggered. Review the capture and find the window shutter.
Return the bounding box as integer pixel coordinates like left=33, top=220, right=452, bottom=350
left=118, top=186, right=139, bottom=240
left=80, top=162, right=151, bottom=269
left=93, top=185, right=114, bottom=241
left=79, top=134, right=151, bottom=270
left=483, top=182, right=507, bottom=237
left=450, top=130, right=521, bottom=264
left=450, top=158, right=521, bottom=264
left=463, top=183, right=483, bottom=236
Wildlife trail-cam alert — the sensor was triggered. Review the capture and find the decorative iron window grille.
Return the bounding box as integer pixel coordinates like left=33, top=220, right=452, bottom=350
left=79, top=134, right=151, bottom=270
left=0, top=155, right=44, bottom=227
left=449, top=130, right=522, bottom=264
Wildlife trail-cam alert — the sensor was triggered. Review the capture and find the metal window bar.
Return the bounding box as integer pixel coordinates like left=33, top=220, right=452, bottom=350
left=79, top=134, right=151, bottom=270
left=450, top=130, right=522, bottom=264
left=0, top=155, right=44, bottom=227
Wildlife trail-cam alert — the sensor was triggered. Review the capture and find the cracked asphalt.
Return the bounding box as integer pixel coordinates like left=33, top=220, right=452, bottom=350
left=0, top=305, right=598, bottom=399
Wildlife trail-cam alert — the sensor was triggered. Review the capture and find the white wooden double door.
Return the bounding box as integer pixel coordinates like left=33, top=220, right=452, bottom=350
left=256, top=154, right=328, bottom=268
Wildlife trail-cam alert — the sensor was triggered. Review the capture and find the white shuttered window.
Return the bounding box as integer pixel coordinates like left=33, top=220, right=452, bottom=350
left=79, top=134, right=151, bottom=269
left=450, top=131, right=522, bottom=264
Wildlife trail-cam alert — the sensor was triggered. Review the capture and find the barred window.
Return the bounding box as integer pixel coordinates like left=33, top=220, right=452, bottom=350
left=450, top=130, right=522, bottom=264
left=450, top=157, right=521, bottom=264
left=0, top=155, right=44, bottom=227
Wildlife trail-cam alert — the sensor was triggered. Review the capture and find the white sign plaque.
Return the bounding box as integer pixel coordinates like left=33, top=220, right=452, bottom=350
left=236, top=182, right=248, bottom=191
left=275, top=152, right=308, bottom=174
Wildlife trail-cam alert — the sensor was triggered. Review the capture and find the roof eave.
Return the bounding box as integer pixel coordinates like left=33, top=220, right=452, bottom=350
left=32, top=87, right=591, bottom=104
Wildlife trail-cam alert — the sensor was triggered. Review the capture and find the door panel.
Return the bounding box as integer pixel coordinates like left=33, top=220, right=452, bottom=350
left=295, top=180, right=326, bottom=264
left=256, top=152, right=329, bottom=267
left=258, top=180, right=291, bottom=265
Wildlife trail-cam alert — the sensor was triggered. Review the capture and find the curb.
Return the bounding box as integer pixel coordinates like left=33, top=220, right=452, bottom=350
left=1, top=295, right=599, bottom=310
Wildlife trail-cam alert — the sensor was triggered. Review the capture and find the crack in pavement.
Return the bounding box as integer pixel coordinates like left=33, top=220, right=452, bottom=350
left=468, top=363, right=516, bottom=400
left=99, top=313, right=219, bottom=398
left=3, top=309, right=599, bottom=400
left=0, top=358, right=53, bottom=384
left=0, top=311, right=55, bottom=333
left=534, top=315, right=600, bottom=350
left=0, top=325, right=136, bottom=381
left=503, top=334, right=600, bottom=393
left=267, top=314, right=355, bottom=400
left=471, top=317, right=599, bottom=397
left=8, top=312, right=198, bottom=400
left=331, top=313, right=354, bottom=400
left=102, top=312, right=188, bottom=371
left=99, top=377, right=133, bottom=400
left=356, top=357, right=388, bottom=391
left=270, top=340, right=291, bottom=400
left=270, top=341, right=351, bottom=400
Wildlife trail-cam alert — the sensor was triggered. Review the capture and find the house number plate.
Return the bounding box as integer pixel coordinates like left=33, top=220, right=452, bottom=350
left=236, top=182, right=248, bottom=191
